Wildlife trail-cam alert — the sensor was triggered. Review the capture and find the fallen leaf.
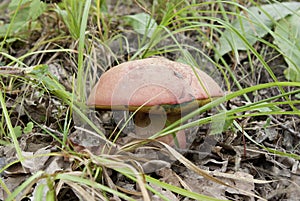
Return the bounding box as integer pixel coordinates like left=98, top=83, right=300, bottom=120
left=20, top=146, right=51, bottom=173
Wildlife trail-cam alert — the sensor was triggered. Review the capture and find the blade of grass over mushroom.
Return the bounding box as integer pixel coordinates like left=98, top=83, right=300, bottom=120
left=175, top=88, right=300, bottom=136
left=158, top=86, right=300, bottom=161
left=154, top=82, right=300, bottom=138
left=165, top=91, right=299, bottom=137
left=228, top=110, right=300, bottom=120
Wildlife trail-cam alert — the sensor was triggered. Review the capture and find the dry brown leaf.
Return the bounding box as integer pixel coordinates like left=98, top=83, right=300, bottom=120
left=20, top=146, right=51, bottom=173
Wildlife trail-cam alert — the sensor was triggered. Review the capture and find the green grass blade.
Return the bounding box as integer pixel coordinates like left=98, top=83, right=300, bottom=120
left=0, top=90, right=23, bottom=160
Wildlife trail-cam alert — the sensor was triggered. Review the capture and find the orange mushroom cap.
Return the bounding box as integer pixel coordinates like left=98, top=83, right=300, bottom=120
left=87, top=57, right=223, bottom=114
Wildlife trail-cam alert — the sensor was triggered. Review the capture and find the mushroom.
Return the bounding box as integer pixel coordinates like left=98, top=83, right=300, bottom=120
left=87, top=57, right=223, bottom=148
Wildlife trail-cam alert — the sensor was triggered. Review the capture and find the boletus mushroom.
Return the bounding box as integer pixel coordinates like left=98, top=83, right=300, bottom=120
left=87, top=57, right=223, bottom=148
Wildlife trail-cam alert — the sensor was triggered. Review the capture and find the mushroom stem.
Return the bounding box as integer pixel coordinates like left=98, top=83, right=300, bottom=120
left=133, top=112, right=186, bottom=149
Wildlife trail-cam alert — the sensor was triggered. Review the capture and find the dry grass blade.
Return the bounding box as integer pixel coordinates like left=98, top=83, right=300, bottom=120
left=209, top=171, right=276, bottom=184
